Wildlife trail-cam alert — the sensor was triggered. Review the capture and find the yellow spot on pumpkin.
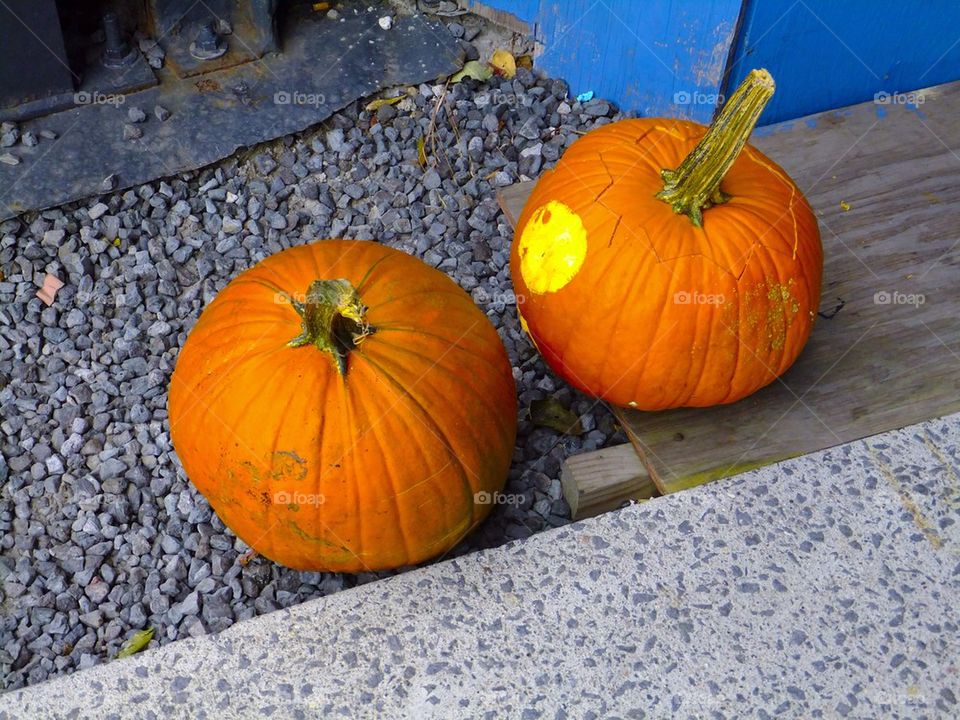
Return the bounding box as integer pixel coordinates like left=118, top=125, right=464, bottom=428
left=518, top=200, right=587, bottom=294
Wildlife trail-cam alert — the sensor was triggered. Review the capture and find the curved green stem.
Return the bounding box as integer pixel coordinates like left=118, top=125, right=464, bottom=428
left=288, top=279, right=373, bottom=376
left=657, top=68, right=776, bottom=227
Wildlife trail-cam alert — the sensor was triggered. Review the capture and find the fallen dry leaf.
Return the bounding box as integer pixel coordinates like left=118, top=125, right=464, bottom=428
left=115, top=627, right=155, bottom=659
left=490, top=49, right=517, bottom=78
left=416, top=136, right=427, bottom=168
left=451, top=60, right=493, bottom=83
left=530, top=396, right=584, bottom=436
left=364, top=96, right=403, bottom=111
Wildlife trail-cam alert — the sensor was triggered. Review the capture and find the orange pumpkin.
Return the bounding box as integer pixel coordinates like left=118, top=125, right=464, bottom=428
left=168, top=241, right=517, bottom=572
left=511, top=69, right=822, bottom=410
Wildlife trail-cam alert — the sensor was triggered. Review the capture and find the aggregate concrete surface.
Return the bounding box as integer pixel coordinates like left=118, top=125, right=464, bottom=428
left=3, top=412, right=958, bottom=719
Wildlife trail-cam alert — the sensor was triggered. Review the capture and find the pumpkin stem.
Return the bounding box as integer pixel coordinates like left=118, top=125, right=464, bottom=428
left=657, top=68, right=775, bottom=227
left=288, top=278, right=373, bottom=376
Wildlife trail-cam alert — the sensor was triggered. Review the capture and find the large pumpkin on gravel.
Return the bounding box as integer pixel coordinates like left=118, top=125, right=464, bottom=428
left=511, top=70, right=822, bottom=410
left=169, top=241, right=517, bottom=572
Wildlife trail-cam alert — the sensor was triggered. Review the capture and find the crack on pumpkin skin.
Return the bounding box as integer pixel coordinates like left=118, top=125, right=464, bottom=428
left=631, top=125, right=660, bottom=149
left=591, top=152, right=619, bottom=207
left=606, top=216, right=622, bottom=249
left=585, top=151, right=616, bottom=206
left=594, top=151, right=661, bottom=260
left=744, top=147, right=801, bottom=259
left=653, top=124, right=689, bottom=142
left=735, top=242, right=759, bottom=280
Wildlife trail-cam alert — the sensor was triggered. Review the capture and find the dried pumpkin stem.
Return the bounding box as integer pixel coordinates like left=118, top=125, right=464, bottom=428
left=657, top=68, right=775, bottom=227
left=288, top=278, right=373, bottom=376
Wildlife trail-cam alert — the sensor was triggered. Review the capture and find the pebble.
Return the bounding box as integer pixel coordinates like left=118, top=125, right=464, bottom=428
left=583, top=99, right=612, bottom=117
left=423, top=169, right=442, bottom=190
left=376, top=103, right=397, bottom=124
left=0, top=21, right=624, bottom=692
left=222, top=217, right=243, bottom=234
left=43, top=228, right=66, bottom=244
left=128, top=107, right=147, bottom=123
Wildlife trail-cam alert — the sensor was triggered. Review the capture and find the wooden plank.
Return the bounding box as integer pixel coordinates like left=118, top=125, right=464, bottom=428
left=499, top=80, right=960, bottom=499
left=496, top=183, right=532, bottom=229
left=560, top=444, right=658, bottom=519
left=529, top=0, right=742, bottom=123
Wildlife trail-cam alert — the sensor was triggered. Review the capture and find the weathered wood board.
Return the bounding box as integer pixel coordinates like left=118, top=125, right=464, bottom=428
left=560, top=444, right=657, bottom=518
left=499, top=80, right=960, bottom=502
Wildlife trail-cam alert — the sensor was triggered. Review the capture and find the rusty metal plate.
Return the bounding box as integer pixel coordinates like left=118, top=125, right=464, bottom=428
left=0, top=4, right=462, bottom=219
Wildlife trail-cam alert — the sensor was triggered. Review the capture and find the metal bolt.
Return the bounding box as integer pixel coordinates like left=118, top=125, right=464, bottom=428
left=190, top=21, right=227, bottom=61
left=102, top=11, right=135, bottom=69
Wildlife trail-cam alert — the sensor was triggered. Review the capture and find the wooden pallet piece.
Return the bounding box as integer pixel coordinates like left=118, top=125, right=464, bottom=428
left=560, top=444, right=657, bottom=518
left=499, top=80, right=960, bottom=514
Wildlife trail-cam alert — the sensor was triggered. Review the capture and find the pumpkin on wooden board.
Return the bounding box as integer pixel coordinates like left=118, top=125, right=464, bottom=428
left=511, top=69, right=823, bottom=410
left=168, top=241, right=517, bottom=572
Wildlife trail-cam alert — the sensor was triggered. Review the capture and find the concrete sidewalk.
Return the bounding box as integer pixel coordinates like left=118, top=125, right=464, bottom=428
left=2, top=413, right=958, bottom=719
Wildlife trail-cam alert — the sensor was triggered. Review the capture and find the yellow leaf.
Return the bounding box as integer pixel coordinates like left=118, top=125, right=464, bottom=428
left=115, top=628, right=154, bottom=659
left=490, top=49, right=517, bottom=78
left=417, top=136, right=427, bottom=168
left=312, top=2, right=330, bottom=11
left=451, top=60, right=493, bottom=83
left=516, top=54, right=534, bottom=70
left=364, top=96, right=403, bottom=111
left=113, top=237, right=121, bottom=247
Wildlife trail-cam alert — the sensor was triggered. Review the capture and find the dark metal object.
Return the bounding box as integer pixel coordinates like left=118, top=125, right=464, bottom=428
left=0, top=4, right=464, bottom=219
left=101, top=12, right=136, bottom=69
left=0, top=0, right=76, bottom=110
left=154, top=0, right=277, bottom=78
left=190, top=21, right=227, bottom=61
left=0, top=2, right=157, bottom=122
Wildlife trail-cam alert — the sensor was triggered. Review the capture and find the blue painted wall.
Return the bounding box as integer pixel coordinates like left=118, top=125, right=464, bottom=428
left=725, top=0, right=960, bottom=124
left=473, top=0, right=743, bottom=123
left=479, top=0, right=960, bottom=125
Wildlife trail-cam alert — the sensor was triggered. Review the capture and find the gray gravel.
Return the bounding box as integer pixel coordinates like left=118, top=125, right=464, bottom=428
left=0, top=38, right=627, bottom=691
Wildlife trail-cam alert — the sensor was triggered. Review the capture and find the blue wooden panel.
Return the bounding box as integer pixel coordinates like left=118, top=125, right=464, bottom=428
left=534, top=0, right=743, bottom=122
left=475, top=0, right=743, bottom=123
left=726, top=0, right=960, bottom=125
